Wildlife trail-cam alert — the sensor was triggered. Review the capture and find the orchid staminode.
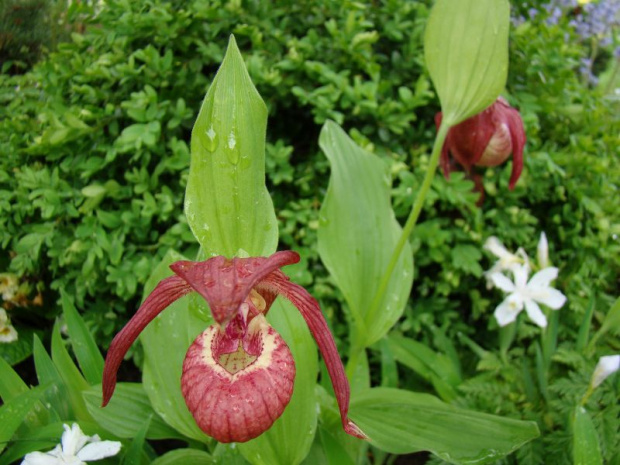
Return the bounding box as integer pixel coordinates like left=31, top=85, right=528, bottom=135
left=102, top=251, right=366, bottom=443
left=21, top=423, right=121, bottom=465
left=489, top=264, right=566, bottom=328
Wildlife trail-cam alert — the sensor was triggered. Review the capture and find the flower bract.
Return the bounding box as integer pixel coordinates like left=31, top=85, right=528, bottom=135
left=435, top=97, right=526, bottom=190
left=102, top=250, right=366, bottom=443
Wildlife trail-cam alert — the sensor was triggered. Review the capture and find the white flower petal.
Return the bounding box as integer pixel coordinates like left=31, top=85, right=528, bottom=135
left=76, top=441, right=122, bottom=461
left=0, top=324, right=18, bottom=343
left=61, top=424, right=88, bottom=456
left=531, top=287, right=566, bottom=310
left=591, top=355, right=620, bottom=388
left=537, top=232, right=549, bottom=269
left=524, top=299, right=547, bottom=328
left=528, top=267, right=559, bottom=288
left=494, top=294, right=523, bottom=326
left=489, top=272, right=516, bottom=292
left=512, top=265, right=529, bottom=289
left=21, top=451, right=62, bottom=465
left=484, top=237, right=511, bottom=258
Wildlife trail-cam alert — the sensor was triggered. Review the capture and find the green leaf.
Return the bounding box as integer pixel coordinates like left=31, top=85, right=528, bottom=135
left=50, top=322, right=89, bottom=394
left=151, top=449, right=215, bottom=465
left=239, top=298, right=318, bottom=465
left=0, top=327, right=34, bottom=365
left=33, top=335, right=73, bottom=420
left=386, top=334, right=460, bottom=402
left=572, top=406, right=602, bottom=465
left=350, top=388, right=539, bottom=464
left=60, top=291, right=105, bottom=385
left=318, top=121, right=413, bottom=346
left=0, top=352, right=50, bottom=428
left=140, top=250, right=211, bottom=443
left=122, top=415, right=151, bottom=465
left=185, top=34, right=277, bottom=257
left=83, top=383, right=186, bottom=440
left=0, top=356, right=28, bottom=402
left=0, top=385, right=47, bottom=454
left=424, top=0, right=509, bottom=125
left=0, top=422, right=61, bottom=465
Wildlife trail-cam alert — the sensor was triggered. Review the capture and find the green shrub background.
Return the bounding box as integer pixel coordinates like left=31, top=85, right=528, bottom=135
left=1, top=1, right=619, bottom=462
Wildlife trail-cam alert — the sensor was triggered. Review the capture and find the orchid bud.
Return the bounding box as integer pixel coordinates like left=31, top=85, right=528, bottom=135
left=435, top=97, right=526, bottom=190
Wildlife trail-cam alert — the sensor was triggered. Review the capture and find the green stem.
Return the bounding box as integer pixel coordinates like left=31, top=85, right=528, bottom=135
left=362, top=121, right=451, bottom=334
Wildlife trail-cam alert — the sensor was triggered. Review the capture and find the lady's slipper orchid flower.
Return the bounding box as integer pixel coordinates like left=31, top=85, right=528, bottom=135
left=102, top=251, right=366, bottom=443
left=435, top=97, right=526, bottom=190
left=489, top=264, right=566, bottom=328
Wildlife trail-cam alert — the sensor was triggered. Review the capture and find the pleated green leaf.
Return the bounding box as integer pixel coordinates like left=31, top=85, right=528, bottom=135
left=239, top=298, right=318, bottom=465
left=424, top=0, right=510, bottom=125
left=350, top=388, right=539, bottom=464
left=318, top=121, right=413, bottom=346
left=139, top=249, right=211, bottom=442
left=572, top=406, right=602, bottom=465
left=186, top=34, right=277, bottom=257
left=83, top=383, right=185, bottom=440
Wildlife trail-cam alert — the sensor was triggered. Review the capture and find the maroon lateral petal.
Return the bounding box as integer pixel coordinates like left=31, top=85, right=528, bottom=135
left=262, top=272, right=367, bottom=440
left=181, top=319, right=295, bottom=443
left=102, top=275, right=192, bottom=406
left=505, top=106, right=526, bottom=190
left=170, top=251, right=300, bottom=325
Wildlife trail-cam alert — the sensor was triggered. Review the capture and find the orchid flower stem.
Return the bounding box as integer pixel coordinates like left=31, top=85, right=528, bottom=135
left=346, top=122, right=451, bottom=379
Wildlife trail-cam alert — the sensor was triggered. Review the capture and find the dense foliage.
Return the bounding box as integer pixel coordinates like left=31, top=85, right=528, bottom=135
left=1, top=1, right=618, bottom=464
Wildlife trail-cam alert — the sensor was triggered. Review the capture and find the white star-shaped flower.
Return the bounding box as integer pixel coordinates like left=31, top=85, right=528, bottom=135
left=22, top=423, right=121, bottom=465
left=489, top=264, right=567, bottom=328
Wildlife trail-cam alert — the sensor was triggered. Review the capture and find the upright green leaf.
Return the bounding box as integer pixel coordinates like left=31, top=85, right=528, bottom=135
left=239, top=299, right=318, bottom=465
left=424, top=0, right=509, bottom=125
left=572, top=406, right=603, bottom=465
left=318, top=121, right=413, bottom=346
left=33, top=335, right=73, bottom=420
left=350, top=388, right=539, bottom=464
left=122, top=415, right=151, bottom=465
left=60, top=290, right=105, bottom=385
left=0, top=356, right=28, bottom=402
left=50, top=322, right=89, bottom=395
left=140, top=249, right=211, bottom=443
left=186, top=35, right=277, bottom=257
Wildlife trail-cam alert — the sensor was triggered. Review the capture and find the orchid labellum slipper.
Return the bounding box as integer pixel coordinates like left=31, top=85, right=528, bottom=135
left=102, top=250, right=366, bottom=443
left=435, top=97, right=526, bottom=190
